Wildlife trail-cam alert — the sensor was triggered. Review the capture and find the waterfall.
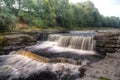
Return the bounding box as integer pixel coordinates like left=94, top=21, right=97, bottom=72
left=26, top=33, right=99, bottom=63
left=47, top=33, right=95, bottom=51
left=57, top=36, right=72, bottom=47
left=57, top=36, right=95, bottom=51
left=80, top=37, right=94, bottom=50
left=69, top=36, right=84, bottom=49
left=47, top=34, right=61, bottom=41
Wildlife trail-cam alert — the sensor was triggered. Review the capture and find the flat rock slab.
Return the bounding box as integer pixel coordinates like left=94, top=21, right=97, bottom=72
left=0, top=34, right=36, bottom=55
left=79, top=53, right=120, bottom=80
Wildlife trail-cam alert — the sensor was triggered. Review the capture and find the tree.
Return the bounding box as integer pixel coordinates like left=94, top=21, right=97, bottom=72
left=0, top=0, right=120, bottom=30
left=42, top=0, right=56, bottom=27
left=0, top=7, right=18, bottom=30
left=55, top=0, right=75, bottom=28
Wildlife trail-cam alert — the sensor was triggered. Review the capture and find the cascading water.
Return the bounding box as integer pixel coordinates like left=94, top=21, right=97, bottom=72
left=26, top=32, right=99, bottom=62
left=0, top=31, right=102, bottom=80
left=47, top=32, right=95, bottom=51
left=47, top=34, right=61, bottom=41
left=57, top=36, right=72, bottom=47
left=81, top=37, right=94, bottom=50
left=57, top=36, right=95, bottom=51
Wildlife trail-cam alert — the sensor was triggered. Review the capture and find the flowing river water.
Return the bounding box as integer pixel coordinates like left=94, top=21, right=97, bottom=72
left=0, top=31, right=104, bottom=80
left=26, top=31, right=99, bottom=61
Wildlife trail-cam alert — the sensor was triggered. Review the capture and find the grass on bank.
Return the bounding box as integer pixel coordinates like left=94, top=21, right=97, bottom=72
left=0, top=22, right=120, bottom=35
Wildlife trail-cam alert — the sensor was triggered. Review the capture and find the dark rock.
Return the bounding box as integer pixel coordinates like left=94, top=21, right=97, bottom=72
left=79, top=68, right=86, bottom=78
left=95, top=31, right=120, bottom=54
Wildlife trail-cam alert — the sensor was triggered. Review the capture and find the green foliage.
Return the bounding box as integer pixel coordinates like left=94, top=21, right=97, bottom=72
left=42, top=0, right=56, bottom=27
left=0, top=37, right=7, bottom=45
left=18, top=11, right=33, bottom=23
left=0, top=0, right=120, bottom=30
left=55, top=0, right=75, bottom=28
left=0, top=7, right=18, bottom=30
left=31, top=18, right=48, bottom=29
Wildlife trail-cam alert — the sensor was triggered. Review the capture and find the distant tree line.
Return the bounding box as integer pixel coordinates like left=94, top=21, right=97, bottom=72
left=0, top=0, right=120, bottom=30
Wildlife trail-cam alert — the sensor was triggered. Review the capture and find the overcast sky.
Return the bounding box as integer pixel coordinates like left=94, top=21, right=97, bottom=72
left=69, top=0, right=120, bottom=17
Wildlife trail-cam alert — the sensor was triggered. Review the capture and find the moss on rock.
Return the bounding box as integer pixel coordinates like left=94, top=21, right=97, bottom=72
left=0, top=37, right=7, bottom=45
left=99, top=77, right=111, bottom=80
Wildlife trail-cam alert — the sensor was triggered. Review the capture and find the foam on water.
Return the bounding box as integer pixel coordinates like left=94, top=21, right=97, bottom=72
left=0, top=54, right=81, bottom=80
left=27, top=41, right=96, bottom=55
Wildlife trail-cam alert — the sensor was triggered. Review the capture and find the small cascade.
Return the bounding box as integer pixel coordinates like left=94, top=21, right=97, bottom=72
left=57, top=36, right=95, bottom=51
left=47, top=33, right=95, bottom=51
left=80, top=37, right=94, bottom=50
left=69, top=36, right=84, bottom=49
left=57, top=36, right=72, bottom=47
left=47, top=34, right=61, bottom=41
left=26, top=33, right=100, bottom=64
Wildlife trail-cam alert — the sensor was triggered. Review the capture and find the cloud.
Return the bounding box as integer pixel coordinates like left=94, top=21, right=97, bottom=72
left=92, top=0, right=120, bottom=17
left=110, top=0, right=120, bottom=5
left=69, top=0, right=120, bottom=17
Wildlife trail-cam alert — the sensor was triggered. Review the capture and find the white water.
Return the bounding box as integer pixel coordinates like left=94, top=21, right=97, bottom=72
left=27, top=41, right=96, bottom=55
left=58, top=36, right=95, bottom=51
left=0, top=54, right=81, bottom=80
left=47, top=33, right=95, bottom=51
left=26, top=33, right=98, bottom=62
left=0, top=32, right=99, bottom=80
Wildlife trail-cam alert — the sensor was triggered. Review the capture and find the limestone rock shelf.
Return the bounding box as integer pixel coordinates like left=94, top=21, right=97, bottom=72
left=0, top=34, right=36, bottom=55
left=95, top=31, right=120, bottom=54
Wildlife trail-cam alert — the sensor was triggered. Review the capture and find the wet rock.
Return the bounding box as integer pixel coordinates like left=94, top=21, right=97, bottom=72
left=19, top=30, right=69, bottom=41
left=10, top=50, right=90, bottom=65
left=0, top=34, right=36, bottom=55
left=79, top=68, right=86, bottom=78
left=80, top=53, right=120, bottom=80
left=106, top=53, right=120, bottom=59
left=95, top=31, right=120, bottom=54
left=0, top=54, right=82, bottom=80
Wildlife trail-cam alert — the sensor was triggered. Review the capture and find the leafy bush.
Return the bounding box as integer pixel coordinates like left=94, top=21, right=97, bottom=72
left=0, top=37, right=7, bottom=45
left=0, top=7, right=18, bottom=31
left=31, top=19, right=48, bottom=29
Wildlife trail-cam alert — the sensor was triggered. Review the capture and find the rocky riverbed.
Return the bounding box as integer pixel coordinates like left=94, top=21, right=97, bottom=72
left=0, top=50, right=120, bottom=80
left=0, top=30, right=120, bottom=80
left=79, top=53, right=120, bottom=80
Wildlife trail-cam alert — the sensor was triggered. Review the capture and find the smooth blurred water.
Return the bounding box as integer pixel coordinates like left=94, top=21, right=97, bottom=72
left=70, top=30, right=96, bottom=36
